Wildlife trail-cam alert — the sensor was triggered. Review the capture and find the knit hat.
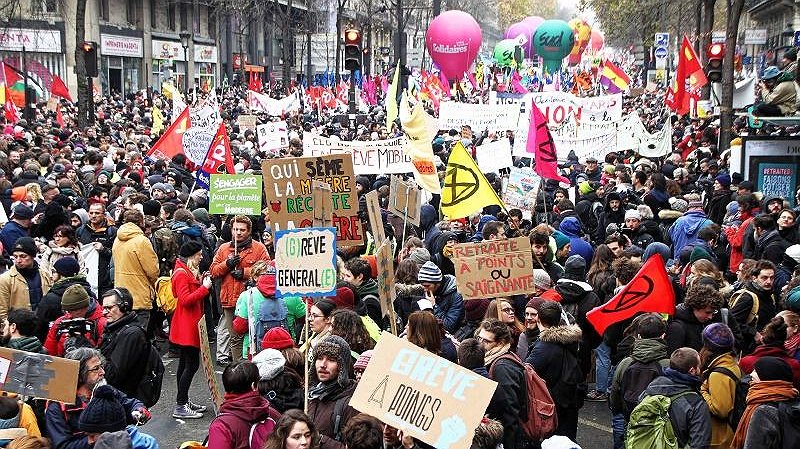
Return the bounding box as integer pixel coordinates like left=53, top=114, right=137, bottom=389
left=532, top=269, right=552, bottom=290
left=553, top=231, right=570, bottom=251
left=418, top=261, right=443, bottom=283
left=738, top=180, right=755, bottom=192
left=465, top=298, right=490, bottom=321
left=353, top=350, right=374, bottom=372
left=754, top=356, right=794, bottom=382
left=261, top=327, right=295, bottom=350
left=786, top=245, right=800, bottom=265
left=11, top=237, right=37, bottom=257
left=563, top=255, right=587, bottom=281
left=256, top=263, right=277, bottom=297
left=526, top=297, right=546, bottom=310
left=715, top=173, right=731, bottom=188
left=62, top=284, right=90, bottom=311
left=408, top=247, right=431, bottom=266
left=179, top=241, right=203, bottom=258
left=624, top=209, right=641, bottom=221
left=78, top=385, right=127, bottom=433
left=668, top=197, right=689, bottom=213
left=192, top=208, right=211, bottom=226
left=142, top=200, right=162, bottom=217
left=578, top=181, right=596, bottom=195
left=314, top=335, right=353, bottom=387
left=54, top=257, right=80, bottom=277
left=685, top=193, right=703, bottom=209
left=690, top=245, right=713, bottom=263
left=330, top=286, right=354, bottom=310
left=11, top=204, right=34, bottom=220
left=702, top=323, right=735, bottom=352
left=252, top=348, right=286, bottom=381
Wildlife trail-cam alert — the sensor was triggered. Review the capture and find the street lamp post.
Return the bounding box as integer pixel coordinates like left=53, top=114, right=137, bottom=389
left=179, top=31, right=191, bottom=94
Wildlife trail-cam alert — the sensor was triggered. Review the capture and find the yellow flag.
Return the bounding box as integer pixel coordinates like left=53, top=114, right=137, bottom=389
left=151, top=104, right=165, bottom=135
left=400, top=92, right=441, bottom=194
left=386, top=60, right=400, bottom=129
left=441, top=142, right=504, bottom=219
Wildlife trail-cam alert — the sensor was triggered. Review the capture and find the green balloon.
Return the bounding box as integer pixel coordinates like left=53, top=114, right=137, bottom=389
left=533, top=20, right=575, bottom=62
left=493, top=39, right=520, bottom=67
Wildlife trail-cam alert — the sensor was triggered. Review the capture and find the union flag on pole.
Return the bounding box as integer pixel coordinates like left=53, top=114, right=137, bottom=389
left=666, top=36, right=708, bottom=115
left=146, top=107, right=190, bottom=162
left=196, top=122, right=235, bottom=189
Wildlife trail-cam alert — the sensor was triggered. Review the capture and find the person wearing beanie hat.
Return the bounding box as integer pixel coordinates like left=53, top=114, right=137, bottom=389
left=307, top=335, right=359, bottom=447
left=706, top=173, right=734, bottom=225
left=329, top=286, right=355, bottom=310
left=407, top=247, right=431, bottom=266
left=261, top=327, right=295, bottom=351
left=597, top=191, right=626, bottom=242
left=702, top=322, right=735, bottom=352
left=141, top=199, right=161, bottom=217
left=0, top=204, right=32, bottom=256
left=454, top=297, right=491, bottom=341
left=532, top=269, right=553, bottom=295
left=252, top=348, right=286, bottom=381
left=78, top=385, right=128, bottom=434
left=554, top=255, right=600, bottom=382
left=43, top=284, right=105, bottom=356
left=53, top=256, right=81, bottom=278
left=416, top=260, right=464, bottom=334
left=730, top=356, right=800, bottom=449
left=353, top=349, right=373, bottom=382
left=552, top=230, right=572, bottom=261
left=517, top=297, right=546, bottom=360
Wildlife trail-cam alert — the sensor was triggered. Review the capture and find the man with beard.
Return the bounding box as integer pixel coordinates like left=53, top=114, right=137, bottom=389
left=2, top=308, right=46, bottom=353
left=530, top=230, right=565, bottom=282
left=307, top=336, right=358, bottom=449
left=752, top=215, right=790, bottom=265
left=98, top=287, right=150, bottom=399
left=596, top=192, right=626, bottom=242
left=76, top=203, right=117, bottom=294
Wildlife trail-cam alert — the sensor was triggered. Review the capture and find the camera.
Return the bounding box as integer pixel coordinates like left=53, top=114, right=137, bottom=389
left=57, top=318, right=96, bottom=338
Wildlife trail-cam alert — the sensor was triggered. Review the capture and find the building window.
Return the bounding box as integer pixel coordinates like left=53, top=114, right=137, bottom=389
left=99, top=0, right=109, bottom=20
left=33, top=0, right=57, bottom=13
left=193, top=1, right=200, bottom=34
left=168, top=4, right=176, bottom=31
left=126, top=0, right=138, bottom=25
left=208, top=8, right=216, bottom=38
left=150, top=0, right=158, bottom=29
left=180, top=2, right=188, bottom=31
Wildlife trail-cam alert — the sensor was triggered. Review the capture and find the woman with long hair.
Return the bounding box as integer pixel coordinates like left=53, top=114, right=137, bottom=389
left=169, top=241, right=212, bottom=419
left=699, top=323, right=741, bottom=449
left=330, top=308, right=374, bottom=355
left=406, top=310, right=457, bottom=362
left=484, top=299, right=525, bottom=353
left=740, top=316, right=800, bottom=387
left=685, top=258, right=728, bottom=291
left=38, top=225, right=83, bottom=275
left=393, top=258, right=425, bottom=329
left=776, top=311, right=800, bottom=360
left=262, top=409, right=319, bottom=449
left=587, top=244, right=617, bottom=301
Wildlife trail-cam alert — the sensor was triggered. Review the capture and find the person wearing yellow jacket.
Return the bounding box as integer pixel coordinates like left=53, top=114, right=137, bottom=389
left=700, top=323, right=742, bottom=449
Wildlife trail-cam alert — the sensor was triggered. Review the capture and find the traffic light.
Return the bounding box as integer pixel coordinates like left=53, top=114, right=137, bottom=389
left=705, top=43, right=724, bottom=83
left=82, top=41, right=98, bottom=77
left=344, top=29, right=362, bottom=72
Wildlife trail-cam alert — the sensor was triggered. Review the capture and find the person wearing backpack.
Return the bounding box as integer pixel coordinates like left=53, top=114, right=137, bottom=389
left=730, top=260, right=779, bottom=355
left=528, top=300, right=586, bottom=442
left=699, top=323, right=741, bottom=449
left=208, top=360, right=281, bottom=449
left=479, top=319, right=529, bottom=449
left=630, top=347, right=711, bottom=449
left=169, top=241, right=212, bottom=419
left=732, top=357, right=800, bottom=449
left=609, top=313, right=670, bottom=448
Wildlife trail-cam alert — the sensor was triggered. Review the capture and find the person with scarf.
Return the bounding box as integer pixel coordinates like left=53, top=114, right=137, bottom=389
left=0, top=237, right=53, bottom=320
left=740, top=316, right=800, bottom=388
left=733, top=357, right=800, bottom=449
left=307, top=335, right=358, bottom=449
left=300, top=299, right=335, bottom=367
left=479, top=319, right=528, bottom=449
left=776, top=311, right=800, bottom=361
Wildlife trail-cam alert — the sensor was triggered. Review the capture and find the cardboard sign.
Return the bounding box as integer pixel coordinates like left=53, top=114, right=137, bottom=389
left=209, top=174, right=263, bottom=216
left=312, top=181, right=333, bottom=227
left=198, top=317, right=223, bottom=412
left=0, top=347, right=79, bottom=404
left=375, top=240, right=397, bottom=334
left=350, top=333, right=497, bottom=449
left=275, top=227, right=338, bottom=297
left=303, top=134, right=412, bottom=175
left=365, top=190, right=385, bottom=244
left=257, top=121, right=289, bottom=155
left=388, top=175, right=422, bottom=226
left=503, top=167, right=541, bottom=215
left=237, top=114, right=257, bottom=132
left=262, top=155, right=364, bottom=246
left=452, top=237, right=536, bottom=300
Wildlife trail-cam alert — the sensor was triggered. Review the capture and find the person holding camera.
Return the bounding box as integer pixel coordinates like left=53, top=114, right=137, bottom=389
left=98, top=287, right=150, bottom=400
left=44, top=284, right=106, bottom=357
left=753, top=66, right=797, bottom=116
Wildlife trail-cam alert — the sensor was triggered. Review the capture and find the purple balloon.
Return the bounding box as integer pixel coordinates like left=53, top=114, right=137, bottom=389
left=504, top=22, right=534, bottom=58
left=522, top=17, right=545, bottom=57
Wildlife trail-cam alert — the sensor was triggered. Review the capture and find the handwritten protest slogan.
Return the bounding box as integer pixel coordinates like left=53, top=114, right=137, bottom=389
left=452, top=237, right=536, bottom=300
left=350, top=333, right=497, bottom=449
left=209, top=174, right=263, bottom=216
left=503, top=167, right=541, bottom=215
left=759, top=163, right=796, bottom=206
left=262, top=155, right=363, bottom=246
left=257, top=121, right=289, bottom=155
left=303, top=134, right=413, bottom=175
left=438, top=102, right=520, bottom=131
left=375, top=241, right=396, bottom=334
left=274, top=227, right=337, bottom=297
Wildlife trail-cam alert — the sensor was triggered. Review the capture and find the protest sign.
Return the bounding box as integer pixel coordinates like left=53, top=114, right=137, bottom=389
left=375, top=241, right=397, bottom=334
left=365, top=190, right=386, bottom=244
left=438, top=101, right=520, bottom=131
left=274, top=227, right=338, bottom=297
left=475, top=139, right=513, bottom=173
left=303, top=134, right=412, bottom=175
left=758, top=163, right=796, bottom=206
left=209, top=174, right=263, bottom=216
left=0, top=347, right=79, bottom=403
left=502, top=167, right=541, bottom=216
left=388, top=175, right=422, bottom=226
left=237, top=114, right=257, bottom=132
left=312, top=181, right=334, bottom=227
left=182, top=125, right=216, bottom=165
left=262, top=154, right=364, bottom=246
left=198, top=317, right=223, bottom=412
left=257, top=121, right=289, bottom=155
left=350, top=333, right=497, bottom=449
left=452, top=237, right=536, bottom=300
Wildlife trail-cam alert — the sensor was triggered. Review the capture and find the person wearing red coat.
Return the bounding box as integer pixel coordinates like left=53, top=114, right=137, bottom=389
left=44, top=284, right=106, bottom=356
left=740, top=317, right=800, bottom=388
left=169, top=241, right=212, bottom=419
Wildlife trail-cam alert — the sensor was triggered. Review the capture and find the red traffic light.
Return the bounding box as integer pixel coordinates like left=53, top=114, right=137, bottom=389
left=82, top=41, right=96, bottom=52
left=707, top=43, right=724, bottom=58
left=344, top=29, right=362, bottom=45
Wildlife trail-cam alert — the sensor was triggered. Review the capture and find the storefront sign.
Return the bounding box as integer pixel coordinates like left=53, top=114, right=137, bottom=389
left=152, top=39, right=185, bottom=61
left=194, top=45, right=218, bottom=63
left=0, top=28, right=61, bottom=53
left=101, top=34, right=143, bottom=58
left=735, top=137, right=800, bottom=206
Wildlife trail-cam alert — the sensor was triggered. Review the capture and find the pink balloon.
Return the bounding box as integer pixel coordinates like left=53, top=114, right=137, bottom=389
left=426, top=10, right=482, bottom=80
left=590, top=29, right=605, bottom=52
left=523, top=16, right=545, bottom=30
left=504, top=22, right=534, bottom=58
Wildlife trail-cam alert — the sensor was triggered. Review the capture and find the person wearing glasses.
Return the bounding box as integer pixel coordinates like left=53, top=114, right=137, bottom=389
left=0, top=237, right=53, bottom=321
left=44, top=284, right=106, bottom=357
left=484, top=299, right=526, bottom=353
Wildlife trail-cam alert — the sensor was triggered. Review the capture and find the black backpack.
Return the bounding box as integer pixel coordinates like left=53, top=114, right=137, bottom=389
left=136, top=342, right=165, bottom=407
left=777, top=399, right=800, bottom=449
left=703, top=368, right=749, bottom=429
left=621, top=359, right=664, bottom=417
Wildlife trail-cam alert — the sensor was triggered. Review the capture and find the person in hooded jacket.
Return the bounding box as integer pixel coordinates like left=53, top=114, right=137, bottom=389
left=419, top=204, right=441, bottom=256
left=736, top=357, right=800, bottom=449
left=742, top=195, right=786, bottom=260
left=621, top=209, right=655, bottom=249
left=596, top=191, right=627, bottom=242
left=417, top=261, right=464, bottom=334
left=642, top=172, right=671, bottom=218
left=699, top=323, right=741, bottom=449
left=705, top=174, right=733, bottom=225
left=724, top=194, right=762, bottom=275
left=559, top=217, right=594, bottom=263
left=307, top=336, right=359, bottom=449
left=555, top=255, right=601, bottom=377
left=170, top=208, right=214, bottom=272
left=2, top=308, right=46, bottom=354
left=429, top=231, right=457, bottom=277
left=112, top=209, right=159, bottom=331
left=470, top=215, right=498, bottom=242
left=669, top=197, right=714, bottom=257
left=254, top=348, right=304, bottom=413
left=208, top=360, right=281, bottom=449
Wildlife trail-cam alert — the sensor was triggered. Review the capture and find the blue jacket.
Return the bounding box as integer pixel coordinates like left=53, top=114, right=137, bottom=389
left=669, top=210, right=713, bottom=257
left=469, top=215, right=497, bottom=242
left=559, top=217, right=594, bottom=263
left=433, top=275, right=464, bottom=334
left=0, top=221, right=28, bottom=255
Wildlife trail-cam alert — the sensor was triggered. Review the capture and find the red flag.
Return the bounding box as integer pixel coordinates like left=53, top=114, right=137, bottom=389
left=146, top=107, right=190, bottom=161
left=528, top=102, right=569, bottom=184
left=586, top=254, right=675, bottom=335
left=196, top=122, right=235, bottom=188
left=4, top=85, right=18, bottom=123
left=667, top=36, right=707, bottom=115
left=55, top=104, right=65, bottom=127
left=438, top=71, right=451, bottom=98
left=3, top=64, right=21, bottom=87
left=50, top=75, right=73, bottom=102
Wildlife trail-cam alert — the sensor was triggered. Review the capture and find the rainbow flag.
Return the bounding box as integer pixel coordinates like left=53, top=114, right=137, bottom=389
left=599, top=60, right=630, bottom=94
